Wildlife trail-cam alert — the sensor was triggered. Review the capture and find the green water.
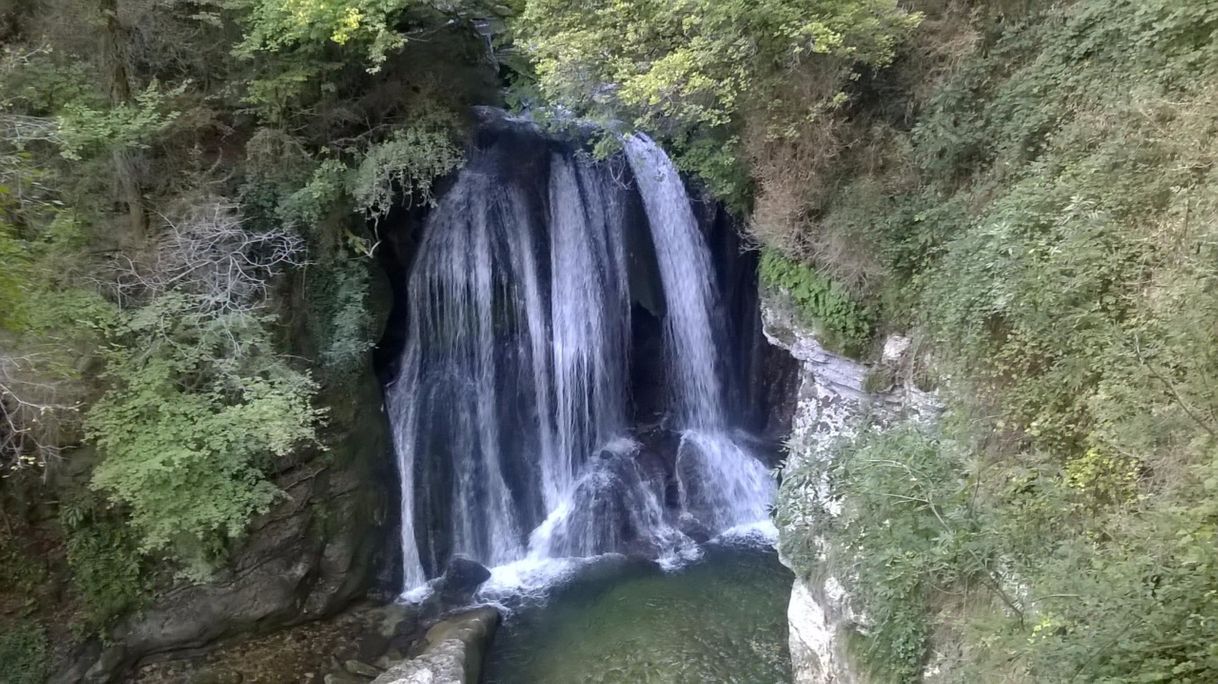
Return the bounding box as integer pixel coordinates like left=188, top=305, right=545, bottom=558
left=484, top=542, right=794, bottom=684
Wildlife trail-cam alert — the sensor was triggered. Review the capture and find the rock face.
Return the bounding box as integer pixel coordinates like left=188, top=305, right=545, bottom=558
left=761, top=291, right=940, bottom=683
left=54, top=361, right=394, bottom=684
left=372, top=606, right=501, bottom=684
left=433, top=557, right=492, bottom=606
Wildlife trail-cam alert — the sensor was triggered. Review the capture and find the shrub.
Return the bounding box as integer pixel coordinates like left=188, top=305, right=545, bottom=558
left=61, top=496, right=147, bottom=632
left=349, top=124, right=462, bottom=221
left=0, top=620, right=48, bottom=684
left=85, top=294, right=323, bottom=575
left=780, top=425, right=995, bottom=681
left=759, top=249, right=874, bottom=355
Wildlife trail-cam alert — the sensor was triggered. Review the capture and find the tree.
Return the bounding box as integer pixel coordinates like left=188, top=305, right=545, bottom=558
left=99, top=0, right=148, bottom=239
left=513, top=0, right=919, bottom=204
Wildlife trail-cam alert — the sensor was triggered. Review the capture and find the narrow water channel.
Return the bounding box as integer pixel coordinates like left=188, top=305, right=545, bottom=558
left=484, top=540, right=793, bottom=684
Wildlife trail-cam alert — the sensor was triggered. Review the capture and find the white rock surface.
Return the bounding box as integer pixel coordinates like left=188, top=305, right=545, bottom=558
left=787, top=580, right=838, bottom=684
left=761, top=292, right=940, bottom=683
left=882, top=335, right=912, bottom=364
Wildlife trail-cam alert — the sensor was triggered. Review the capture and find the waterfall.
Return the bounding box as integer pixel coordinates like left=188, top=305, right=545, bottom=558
left=544, top=155, right=631, bottom=509
left=387, top=117, right=774, bottom=594
left=623, top=133, right=775, bottom=533
left=388, top=170, right=539, bottom=587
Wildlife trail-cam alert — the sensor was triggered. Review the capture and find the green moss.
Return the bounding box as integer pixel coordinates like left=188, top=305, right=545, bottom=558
left=759, top=249, right=875, bottom=356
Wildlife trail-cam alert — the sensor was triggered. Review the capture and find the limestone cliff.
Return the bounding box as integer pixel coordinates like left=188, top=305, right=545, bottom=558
left=761, top=292, right=939, bottom=683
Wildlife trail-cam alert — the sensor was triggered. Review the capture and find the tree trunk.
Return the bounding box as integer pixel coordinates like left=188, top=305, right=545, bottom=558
left=99, top=0, right=148, bottom=239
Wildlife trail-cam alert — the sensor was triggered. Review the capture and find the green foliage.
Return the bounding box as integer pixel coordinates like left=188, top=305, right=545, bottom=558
left=0, top=532, right=46, bottom=596
left=86, top=295, right=322, bottom=574
left=520, top=0, right=919, bottom=129
left=349, top=124, right=462, bottom=220
left=276, top=158, right=351, bottom=232
left=759, top=249, right=873, bottom=355
left=0, top=220, right=30, bottom=330
left=516, top=0, right=919, bottom=201
left=311, top=256, right=376, bottom=375
left=230, top=0, right=499, bottom=71
left=1, top=147, right=114, bottom=472
left=996, top=458, right=1218, bottom=683
left=0, top=48, right=98, bottom=115
left=61, top=493, right=147, bottom=632
left=780, top=426, right=992, bottom=681
left=0, top=0, right=482, bottom=636
left=668, top=132, right=753, bottom=213
left=57, top=82, right=184, bottom=161
left=775, top=1, right=1218, bottom=681
left=0, top=619, right=49, bottom=684
left=232, top=0, right=419, bottom=69
left=246, top=119, right=463, bottom=234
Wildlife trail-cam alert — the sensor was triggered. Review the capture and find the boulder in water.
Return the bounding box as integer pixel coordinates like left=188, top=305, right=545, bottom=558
left=435, top=557, right=491, bottom=605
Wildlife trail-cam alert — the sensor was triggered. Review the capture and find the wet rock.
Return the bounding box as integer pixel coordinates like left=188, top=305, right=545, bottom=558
left=676, top=515, right=712, bottom=544
left=372, top=606, right=501, bottom=684
left=434, top=557, right=491, bottom=605
left=344, top=660, right=383, bottom=678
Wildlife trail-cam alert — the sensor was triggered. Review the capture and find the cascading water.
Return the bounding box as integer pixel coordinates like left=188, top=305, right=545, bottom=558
left=387, top=115, right=775, bottom=594
left=543, top=154, right=631, bottom=509
left=623, top=134, right=775, bottom=534
left=388, top=169, right=537, bottom=588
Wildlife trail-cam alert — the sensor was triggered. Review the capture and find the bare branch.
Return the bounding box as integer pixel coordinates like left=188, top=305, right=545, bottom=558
left=0, top=114, right=61, bottom=146
left=0, top=352, right=81, bottom=473
left=107, top=197, right=308, bottom=315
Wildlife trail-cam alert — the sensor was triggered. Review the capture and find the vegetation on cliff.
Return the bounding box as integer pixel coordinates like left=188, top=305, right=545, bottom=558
left=3, top=0, right=1217, bottom=681
left=511, top=0, right=1218, bottom=680
left=0, top=0, right=496, bottom=664
left=760, top=1, right=1218, bottom=681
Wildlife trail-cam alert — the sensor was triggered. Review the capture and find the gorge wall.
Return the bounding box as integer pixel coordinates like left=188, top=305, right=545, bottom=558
left=55, top=281, right=396, bottom=683
left=761, top=293, right=940, bottom=683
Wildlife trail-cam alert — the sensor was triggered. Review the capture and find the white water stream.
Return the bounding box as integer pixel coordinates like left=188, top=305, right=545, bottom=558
left=387, top=126, right=775, bottom=595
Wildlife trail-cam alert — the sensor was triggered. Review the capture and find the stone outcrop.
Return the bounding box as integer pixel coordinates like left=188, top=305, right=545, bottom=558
left=54, top=361, right=394, bottom=683
left=432, top=557, right=492, bottom=606
left=371, top=606, right=501, bottom=684
left=762, top=291, right=940, bottom=683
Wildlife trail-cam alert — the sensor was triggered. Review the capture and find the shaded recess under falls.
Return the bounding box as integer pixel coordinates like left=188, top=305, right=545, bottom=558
left=374, top=108, right=794, bottom=592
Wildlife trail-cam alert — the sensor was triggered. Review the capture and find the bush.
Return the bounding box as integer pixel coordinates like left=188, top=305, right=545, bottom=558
left=349, top=124, right=462, bottom=220
left=0, top=620, right=49, bottom=684
left=61, top=497, right=147, bottom=632
left=759, top=249, right=874, bottom=355
left=781, top=425, right=993, bottom=681
left=86, top=295, right=323, bottom=575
